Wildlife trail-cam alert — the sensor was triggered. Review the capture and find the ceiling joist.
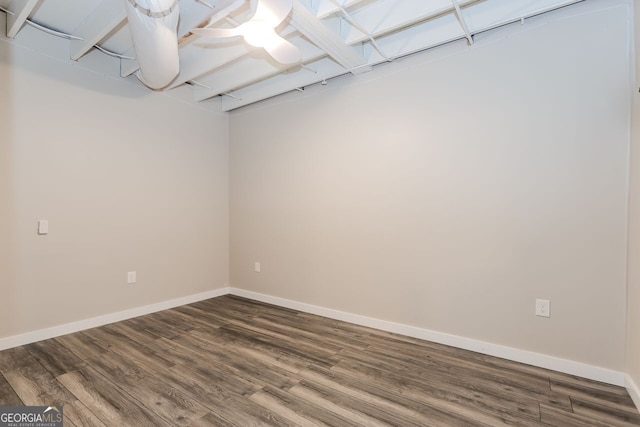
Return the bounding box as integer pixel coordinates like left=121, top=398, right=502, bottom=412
left=451, top=0, right=473, bottom=44
left=315, top=0, right=366, bottom=19
left=193, top=60, right=284, bottom=102
left=6, top=0, right=38, bottom=38
left=167, top=42, right=253, bottom=90
left=290, top=0, right=370, bottom=75
left=70, top=0, right=127, bottom=61
left=0, top=0, right=597, bottom=111
left=220, top=57, right=346, bottom=110
left=120, top=46, right=139, bottom=77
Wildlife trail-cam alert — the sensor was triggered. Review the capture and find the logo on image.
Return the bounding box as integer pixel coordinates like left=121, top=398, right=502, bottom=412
left=0, top=406, right=63, bottom=427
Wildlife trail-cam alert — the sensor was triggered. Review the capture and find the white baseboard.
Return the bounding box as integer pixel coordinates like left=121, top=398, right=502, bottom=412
left=228, top=287, right=627, bottom=387
left=0, top=287, right=230, bottom=351
left=0, top=285, right=630, bottom=393
left=627, top=375, right=640, bottom=413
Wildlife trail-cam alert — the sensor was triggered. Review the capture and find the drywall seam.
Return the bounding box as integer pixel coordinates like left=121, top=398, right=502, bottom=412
left=229, top=287, right=627, bottom=387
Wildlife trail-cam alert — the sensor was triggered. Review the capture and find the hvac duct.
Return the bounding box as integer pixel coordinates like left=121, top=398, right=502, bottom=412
left=125, top=0, right=180, bottom=89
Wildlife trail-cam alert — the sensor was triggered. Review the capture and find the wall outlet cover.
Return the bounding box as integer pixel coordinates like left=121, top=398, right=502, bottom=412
left=536, top=299, right=550, bottom=317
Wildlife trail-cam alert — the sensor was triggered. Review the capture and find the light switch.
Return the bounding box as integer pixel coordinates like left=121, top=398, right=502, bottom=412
left=38, top=220, right=49, bottom=235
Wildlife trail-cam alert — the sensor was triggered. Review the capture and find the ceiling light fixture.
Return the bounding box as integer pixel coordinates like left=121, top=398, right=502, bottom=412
left=192, top=0, right=301, bottom=65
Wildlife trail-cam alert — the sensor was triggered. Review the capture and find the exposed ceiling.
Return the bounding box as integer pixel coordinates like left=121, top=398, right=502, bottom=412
left=0, top=0, right=583, bottom=111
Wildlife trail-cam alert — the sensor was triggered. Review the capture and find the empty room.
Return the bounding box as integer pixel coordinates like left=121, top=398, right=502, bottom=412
left=1, top=0, right=640, bottom=425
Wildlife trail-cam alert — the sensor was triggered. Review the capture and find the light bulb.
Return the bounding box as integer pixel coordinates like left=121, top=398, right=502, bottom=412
left=242, top=20, right=278, bottom=48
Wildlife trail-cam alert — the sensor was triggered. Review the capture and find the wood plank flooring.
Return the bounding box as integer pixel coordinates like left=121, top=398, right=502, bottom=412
left=0, top=295, right=638, bottom=426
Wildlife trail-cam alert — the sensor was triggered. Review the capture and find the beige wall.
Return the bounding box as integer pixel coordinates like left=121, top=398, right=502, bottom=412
left=230, top=2, right=631, bottom=370
left=0, top=31, right=229, bottom=338
left=628, top=0, right=640, bottom=397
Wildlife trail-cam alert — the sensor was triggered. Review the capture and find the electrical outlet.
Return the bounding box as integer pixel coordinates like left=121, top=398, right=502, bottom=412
left=127, top=271, right=137, bottom=284
left=254, top=262, right=261, bottom=273
left=535, top=299, right=550, bottom=317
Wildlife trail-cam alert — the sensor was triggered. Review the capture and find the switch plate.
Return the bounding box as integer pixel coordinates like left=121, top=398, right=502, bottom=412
left=127, top=271, right=137, bottom=284
left=38, top=220, right=49, bottom=235
left=254, top=262, right=261, bottom=273
left=535, top=299, right=550, bottom=317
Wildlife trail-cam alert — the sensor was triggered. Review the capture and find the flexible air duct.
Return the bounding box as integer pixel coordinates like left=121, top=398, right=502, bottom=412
left=125, top=0, right=180, bottom=89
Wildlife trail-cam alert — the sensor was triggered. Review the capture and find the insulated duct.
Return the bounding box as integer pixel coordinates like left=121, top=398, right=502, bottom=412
left=125, top=0, right=180, bottom=89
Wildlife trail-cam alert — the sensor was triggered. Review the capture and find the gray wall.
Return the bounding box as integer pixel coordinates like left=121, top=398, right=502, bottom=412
left=0, top=27, right=229, bottom=338
left=230, top=2, right=631, bottom=370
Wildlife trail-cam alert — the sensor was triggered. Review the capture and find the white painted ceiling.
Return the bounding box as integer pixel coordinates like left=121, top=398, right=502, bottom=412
left=0, top=0, right=583, bottom=111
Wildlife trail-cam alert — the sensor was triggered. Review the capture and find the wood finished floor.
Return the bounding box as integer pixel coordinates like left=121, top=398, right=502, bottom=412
left=0, top=295, right=638, bottom=426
